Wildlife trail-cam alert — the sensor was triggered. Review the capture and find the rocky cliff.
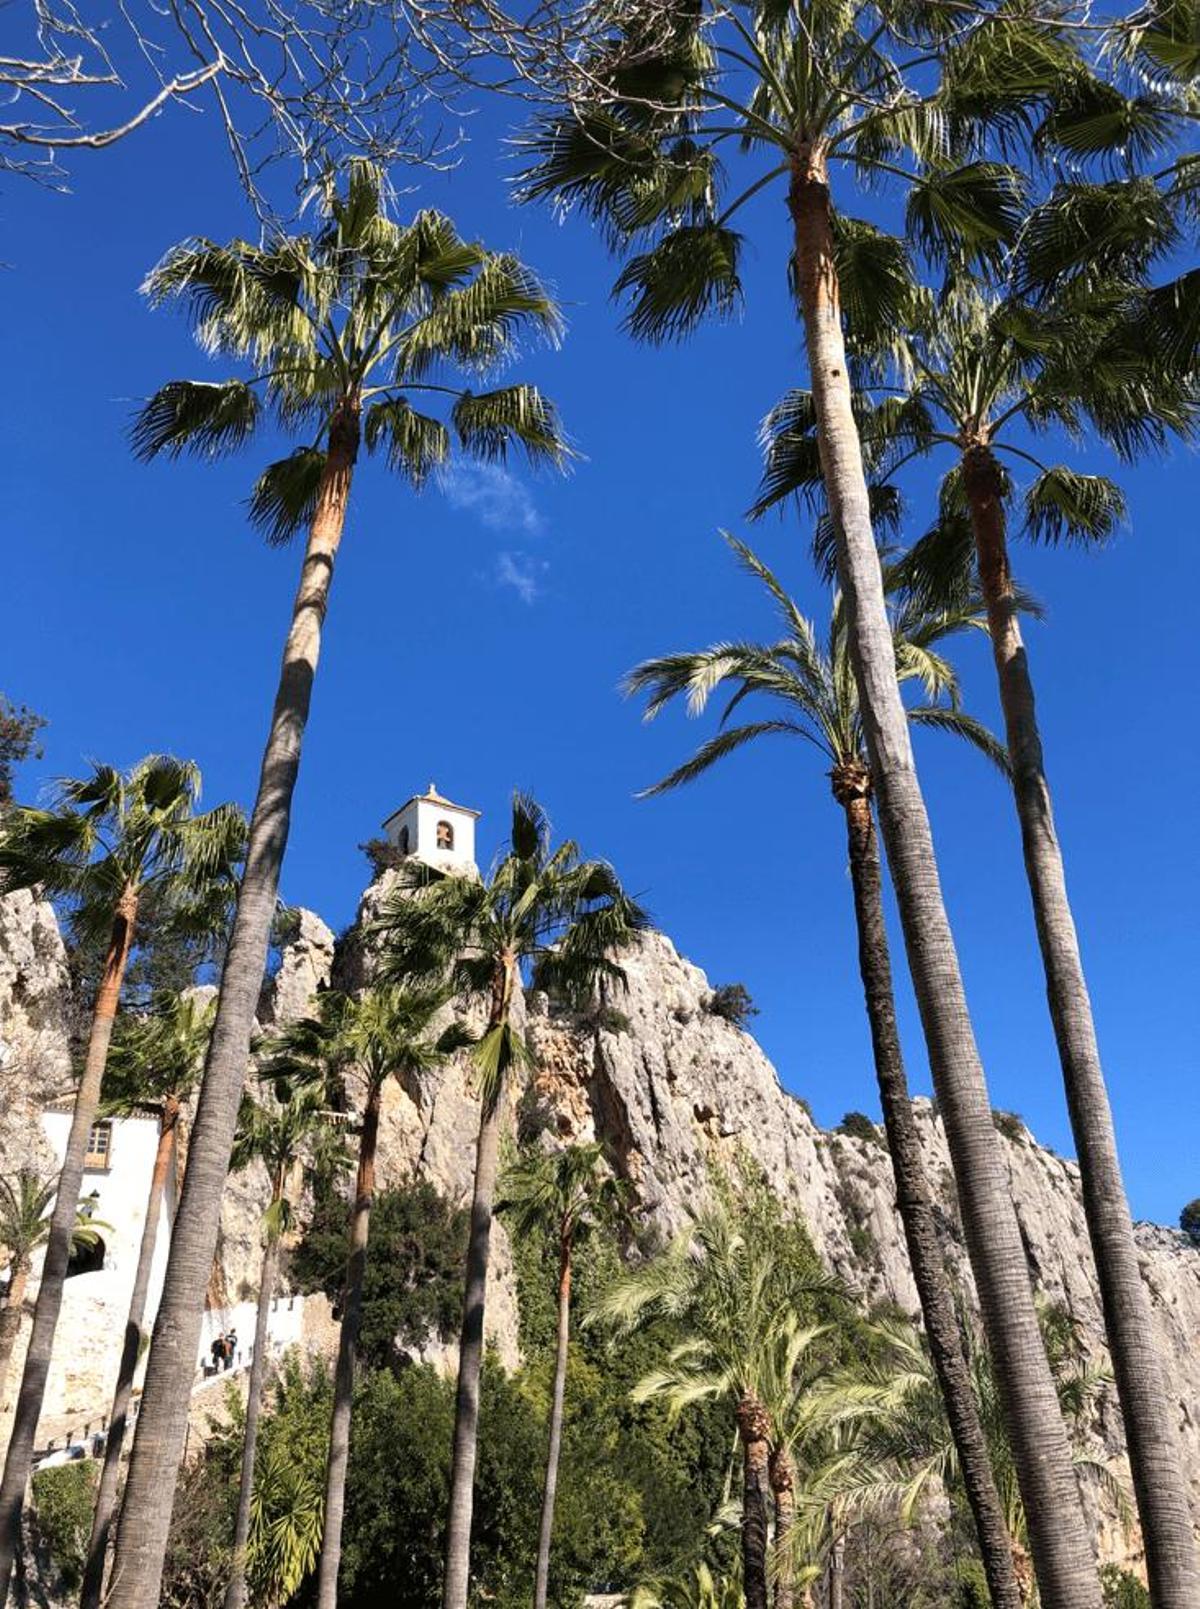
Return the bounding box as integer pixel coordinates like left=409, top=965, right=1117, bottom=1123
left=2, top=881, right=1198, bottom=1573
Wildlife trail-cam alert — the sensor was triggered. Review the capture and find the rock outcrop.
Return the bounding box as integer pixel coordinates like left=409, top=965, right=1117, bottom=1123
left=0, top=889, right=72, bottom=1179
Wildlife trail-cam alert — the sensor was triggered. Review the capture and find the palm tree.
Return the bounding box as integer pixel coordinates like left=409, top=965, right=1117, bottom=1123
left=592, top=1198, right=831, bottom=1609
left=519, top=10, right=1108, bottom=1601
left=755, top=265, right=1200, bottom=1602
left=222, top=1082, right=344, bottom=1609
left=626, top=534, right=1020, bottom=1607
left=109, top=163, right=568, bottom=1609
left=0, top=756, right=242, bottom=1602
left=845, top=1305, right=1131, bottom=1602
left=0, top=1172, right=106, bottom=1404
left=258, top=983, right=465, bottom=1609
left=631, top=1562, right=744, bottom=1609
left=497, top=1142, right=624, bottom=1609
left=372, top=792, right=647, bottom=1609
left=81, top=991, right=215, bottom=1609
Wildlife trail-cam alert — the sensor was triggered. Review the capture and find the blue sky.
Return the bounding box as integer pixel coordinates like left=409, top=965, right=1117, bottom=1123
left=2, top=91, right=1196, bottom=1226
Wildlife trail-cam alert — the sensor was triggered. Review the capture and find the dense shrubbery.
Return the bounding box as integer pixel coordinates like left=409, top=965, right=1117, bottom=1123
left=1179, top=1199, right=1200, bottom=1247
left=30, top=1460, right=98, bottom=1591
left=289, top=1180, right=468, bottom=1370
left=1101, top=1565, right=1151, bottom=1608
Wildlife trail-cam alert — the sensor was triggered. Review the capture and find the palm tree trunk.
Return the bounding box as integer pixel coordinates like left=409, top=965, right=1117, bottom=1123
left=315, top=1081, right=380, bottom=1609
left=836, top=771, right=1020, bottom=1609
left=769, top=1444, right=795, bottom=1609
left=0, top=1267, right=29, bottom=1410
left=81, top=1095, right=180, bottom=1609
left=0, top=886, right=137, bottom=1606
left=532, top=1234, right=572, bottom=1609
left=827, top=1532, right=845, bottom=1609
left=223, top=1191, right=284, bottom=1609
left=787, top=148, right=1100, bottom=1609
left=735, top=1392, right=772, bottom=1609
left=106, top=404, right=360, bottom=1609
left=442, top=1088, right=504, bottom=1609
left=960, top=442, right=1200, bottom=1606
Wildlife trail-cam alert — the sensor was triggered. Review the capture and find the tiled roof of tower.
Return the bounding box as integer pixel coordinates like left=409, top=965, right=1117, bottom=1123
left=381, top=783, right=483, bottom=827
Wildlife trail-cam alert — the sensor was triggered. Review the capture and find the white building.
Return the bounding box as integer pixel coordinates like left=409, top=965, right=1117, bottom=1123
left=41, top=1102, right=177, bottom=1332
left=381, top=783, right=481, bottom=873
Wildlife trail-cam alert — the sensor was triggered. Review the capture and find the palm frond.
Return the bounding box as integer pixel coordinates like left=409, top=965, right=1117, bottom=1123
left=247, top=448, right=327, bottom=546
left=131, top=381, right=260, bottom=462
left=907, top=706, right=1011, bottom=776
left=906, top=163, right=1026, bottom=270
left=615, top=226, right=743, bottom=344
left=364, top=398, right=449, bottom=488
left=451, top=385, right=568, bottom=467
left=1022, top=468, right=1125, bottom=546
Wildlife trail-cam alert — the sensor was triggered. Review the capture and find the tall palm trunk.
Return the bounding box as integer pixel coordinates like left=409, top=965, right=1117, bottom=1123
left=443, top=957, right=518, bottom=1609
left=961, top=442, right=1200, bottom=1606
left=107, top=404, right=360, bottom=1609
left=532, top=1232, right=572, bottom=1609
left=442, top=1094, right=504, bottom=1609
left=224, top=1168, right=286, bottom=1609
left=827, top=1532, right=845, bottom=1609
left=835, top=764, right=1020, bottom=1609
left=0, top=884, right=137, bottom=1604
left=81, top=1095, right=180, bottom=1609
left=734, top=1392, right=772, bottom=1609
left=787, top=148, right=1100, bottom=1609
left=768, top=1443, right=795, bottom=1609
left=315, top=1081, right=380, bottom=1609
left=0, top=1267, right=30, bottom=1408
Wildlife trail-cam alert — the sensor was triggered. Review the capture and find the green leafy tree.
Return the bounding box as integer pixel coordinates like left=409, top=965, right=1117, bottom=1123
left=519, top=7, right=1112, bottom=1600
left=0, top=757, right=242, bottom=1600
left=1180, top=1200, right=1200, bottom=1248
left=111, top=160, right=568, bottom=1609
left=627, top=536, right=1018, bottom=1604
left=0, top=696, right=45, bottom=810
left=259, top=983, right=466, bottom=1609
left=498, top=1143, right=625, bottom=1609
left=757, top=259, right=1200, bottom=1598
left=0, top=1173, right=106, bottom=1405
left=81, top=991, right=216, bottom=1609
left=373, top=792, right=647, bottom=1609
left=30, top=1460, right=98, bottom=1593
left=290, top=1178, right=468, bottom=1369
left=222, top=1084, right=345, bottom=1609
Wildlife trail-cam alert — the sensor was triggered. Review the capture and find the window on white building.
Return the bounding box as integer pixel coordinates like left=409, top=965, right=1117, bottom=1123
left=84, top=1121, right=113, bottom=1171
left=436, top=820, right=454, bottom=850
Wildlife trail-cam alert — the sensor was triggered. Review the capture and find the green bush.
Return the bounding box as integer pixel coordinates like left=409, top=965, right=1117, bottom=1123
left=1100, top=1565, right=1151, bottom=1608
left=991, top=1109, right=1025, bottom=1142
left=838, top=1111, right=883, bottom=1147
left=289, top=1178, right=467, bottom=1369
left=1179, top=1198, right=1200, bottom=1247
left=704, top=983, right=758, bottom=1028
left=30, top=1460, right=98, bottom=1590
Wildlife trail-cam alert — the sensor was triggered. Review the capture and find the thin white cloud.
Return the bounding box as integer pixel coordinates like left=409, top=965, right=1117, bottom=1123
left=494, top=550, right=547, bottom=605
left=441, top=461, right=543, bottom=535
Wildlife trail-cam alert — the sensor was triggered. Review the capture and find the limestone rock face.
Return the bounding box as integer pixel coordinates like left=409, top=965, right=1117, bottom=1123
left=0, top=888, right=72, bottom=1180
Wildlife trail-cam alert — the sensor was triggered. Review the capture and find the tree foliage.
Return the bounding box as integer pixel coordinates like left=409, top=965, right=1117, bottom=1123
left=289, top=1179, right=468, bottom=1370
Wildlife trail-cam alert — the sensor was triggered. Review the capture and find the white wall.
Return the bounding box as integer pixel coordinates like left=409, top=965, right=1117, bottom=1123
left=41, top=1108, right=176, bottom=1322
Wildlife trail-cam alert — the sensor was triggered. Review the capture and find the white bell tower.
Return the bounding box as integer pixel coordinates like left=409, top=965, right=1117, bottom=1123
left=381, top=783, right=480, bottom=873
